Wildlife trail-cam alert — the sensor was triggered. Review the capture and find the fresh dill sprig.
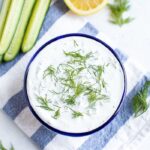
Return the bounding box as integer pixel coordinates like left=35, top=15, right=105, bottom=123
left=72, top=111, right=83, bottom=118
left=60, top=77, right=76, bottom=89
left=0, top=141, right=6, bottom=150
left=43, top=65, right=56, bottom=79
left=64, top=83, right=86, bottom=105
left=132, top=81, right=150, bottom=117
left=101, top=79, right=107, bottom=89
left=37, top=96, right=54, bottom=111
left=53, top=108, right=60, bottom=119
left=65, top=95, right=76, bottom=105
left=87, top=89, right=109, bottom=104
left=68, top=107, right=83, bottom=118
left=64, top=50, right=83, bottom=59
left=108, top=0, right=134, bottom=26
left=97, top=65, right=105, bottom=80
left=64, top=50, right=94, bottom=65
left=74, top=83, right=85, bottom=97
left=58, top=64, right=76, bottom=90
left=0, top=141, right=14, bottom=150
left=89, top=65, right=105, bottom=81
left=73, top=40, right=78, bottom=47
left=88, top=91, right=97, bottom=103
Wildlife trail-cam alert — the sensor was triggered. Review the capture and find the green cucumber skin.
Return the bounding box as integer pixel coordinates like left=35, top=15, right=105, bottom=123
left=22, top=0, right=51, bottom=53
left=0, top=55, right=3, bottom=64
left=0, top=0, right=24, bottom=55
left=0, top=0, right=11, bottom=39
left=4, top=0, right=36, bottom=62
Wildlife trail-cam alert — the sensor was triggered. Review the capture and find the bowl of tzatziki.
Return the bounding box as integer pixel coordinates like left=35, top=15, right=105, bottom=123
left=24, top=33, right=126, bottom=136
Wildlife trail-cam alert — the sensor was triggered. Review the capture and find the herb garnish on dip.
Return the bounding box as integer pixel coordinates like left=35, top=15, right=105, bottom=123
left=27, top=36, right=125, bottom=133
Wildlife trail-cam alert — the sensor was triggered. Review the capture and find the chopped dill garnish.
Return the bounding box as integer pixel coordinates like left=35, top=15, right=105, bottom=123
left=88, top=91, right=97, bottom=103
left=64, top=50, right=94, bottom=65
left=64, top=50, right=83, bottom=59
left=72, top=111, right=83, bottom=118
left=39, top=50, right=110, bottom=119
left=68, top=107, right=83, bottom=118
left=74, top=83, right=85, bottom=97
left=102, top=79, right=107, bottom=88
left=65, top=95, right=76, bottom=105
left=60, top=77, right=76, bottom=89
left=53, top=108, right=60, bottom=119
left=37, top=96, right=54, bottom=111
left=132, top=81, right=150, bottom=117
left=76, top=67, right=85, bottom=74
left=73, top=40, right=78, bottom=47
left=88, top=65, right=104, bottom=81
left=97, top=65, right=105, bottom=80
left=64, top=83, right=86, bottom=105
left=43, top=65, right=56, bottom=79
left=87, top=88, right=109, bottom=104
left=49, top=90, right=64, bottom=95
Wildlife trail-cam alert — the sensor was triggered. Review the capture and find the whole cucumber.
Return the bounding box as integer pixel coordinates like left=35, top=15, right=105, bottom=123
left=4, top=0, right=36, bottom=62
left=0, top=0, right=11, bottom=39
left=0, top=0, right=24, bottom=55
left=22, top=0, right=51, bottom=53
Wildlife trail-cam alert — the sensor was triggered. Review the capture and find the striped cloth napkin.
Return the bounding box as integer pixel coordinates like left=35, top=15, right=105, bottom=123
left=0, top=1, right=150, bottom=150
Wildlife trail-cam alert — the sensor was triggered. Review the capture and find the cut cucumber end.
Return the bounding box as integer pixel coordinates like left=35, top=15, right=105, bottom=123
left=22, top=36, right=37, bottom=53
left=3, top=52, right=15, bottom=62
left=22, top=43, right=33, bottom=53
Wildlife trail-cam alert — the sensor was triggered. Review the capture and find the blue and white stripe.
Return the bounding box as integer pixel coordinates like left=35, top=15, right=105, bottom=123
left=0, top=0, right=150, bottom=149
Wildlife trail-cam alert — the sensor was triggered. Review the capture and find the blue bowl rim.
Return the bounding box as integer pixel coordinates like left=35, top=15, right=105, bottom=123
left=24, top=33, right=127, bottom=137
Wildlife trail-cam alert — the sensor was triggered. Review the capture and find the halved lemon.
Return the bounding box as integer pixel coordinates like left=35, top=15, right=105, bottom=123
left=64, top=0, right=107, bottom=16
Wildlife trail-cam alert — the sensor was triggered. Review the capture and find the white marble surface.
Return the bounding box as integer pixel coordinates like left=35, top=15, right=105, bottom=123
left=0, top=0, right=150, bottom=149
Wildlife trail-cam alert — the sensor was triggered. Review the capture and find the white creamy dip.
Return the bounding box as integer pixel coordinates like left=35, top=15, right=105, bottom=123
left=27, top=36, right=125, bottom=133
